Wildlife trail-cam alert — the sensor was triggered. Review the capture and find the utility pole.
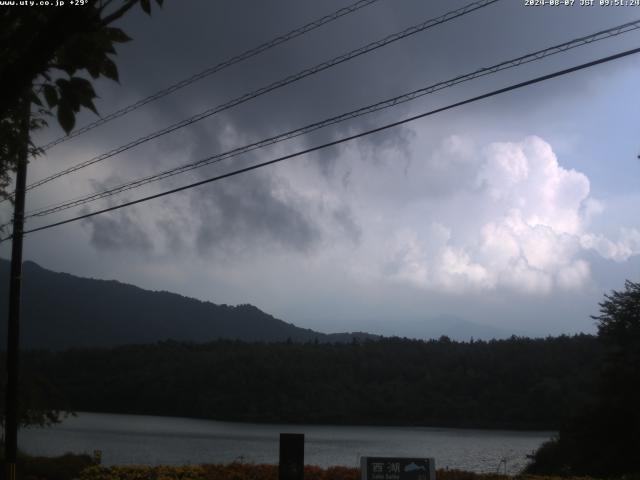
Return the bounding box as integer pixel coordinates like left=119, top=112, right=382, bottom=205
left=4, top=96, right=30, bottom=480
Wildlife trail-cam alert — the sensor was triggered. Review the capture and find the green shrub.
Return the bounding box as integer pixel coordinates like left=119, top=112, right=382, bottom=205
left=18, top=452, right=96, bottom=480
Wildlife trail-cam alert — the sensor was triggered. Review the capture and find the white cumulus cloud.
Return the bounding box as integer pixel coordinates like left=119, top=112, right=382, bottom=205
left=311, top=134, right=639, bottom=295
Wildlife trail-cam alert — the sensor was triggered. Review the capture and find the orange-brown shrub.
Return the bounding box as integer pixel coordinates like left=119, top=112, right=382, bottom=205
left=75, top=463, right=606, bottom=480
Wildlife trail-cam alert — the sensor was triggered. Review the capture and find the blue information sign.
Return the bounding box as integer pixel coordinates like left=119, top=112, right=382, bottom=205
left=361, top=457, right=435, bottom=480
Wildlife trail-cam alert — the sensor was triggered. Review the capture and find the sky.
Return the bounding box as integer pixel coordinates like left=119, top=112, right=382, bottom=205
left=2, top=0, right=640, bottom=339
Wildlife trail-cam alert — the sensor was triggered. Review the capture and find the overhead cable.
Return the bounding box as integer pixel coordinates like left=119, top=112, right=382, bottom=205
left=2, top=45, right=637, bottom=242
left=36, top=0, right=381, bottom=152
left=23, top=18, right=640, bottom=220
left=18, top=0, right=500, bottom=196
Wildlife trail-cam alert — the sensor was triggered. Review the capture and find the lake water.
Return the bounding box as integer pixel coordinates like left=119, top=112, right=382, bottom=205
left=19, top=412, right=553, bottom=474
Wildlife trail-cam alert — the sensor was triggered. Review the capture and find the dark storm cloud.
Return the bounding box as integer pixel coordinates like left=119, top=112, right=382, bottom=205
left=82, top=210, right=153, bottom=253
left=3, top=0, right=637, bottom=340
left=106, top=0, right=636, bottom=174
left=107, top=0, right=470, bottom=167
left=191, top=172, right=320, bottom=256
left=155, top=217, right=186, bottom=253
left=45, top=0, right=638, bottom=255
left=355, top=125, right=415, bottom=168
left=332, top=204, right=362, bottom=244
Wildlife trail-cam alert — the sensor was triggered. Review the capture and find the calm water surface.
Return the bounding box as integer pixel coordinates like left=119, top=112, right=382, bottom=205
left=19, top=412, right=553, bottom=474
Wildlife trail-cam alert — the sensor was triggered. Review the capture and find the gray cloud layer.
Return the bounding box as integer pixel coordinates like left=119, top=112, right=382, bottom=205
left=4, top=0, right=640, bottom=338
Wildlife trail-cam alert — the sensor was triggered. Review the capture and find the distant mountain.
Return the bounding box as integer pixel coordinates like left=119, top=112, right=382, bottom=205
left=391, top=314, right=514, bottom=341
left=0, top=259, right=378, bottom=350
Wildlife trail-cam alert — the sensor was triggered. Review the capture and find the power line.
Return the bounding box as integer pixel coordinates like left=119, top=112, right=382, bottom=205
left=18, top=0, right=500, bottom=196
left=21, top=18, right=640, bottom=221
left=36, top=0, right=381, bottom=152
left=3, top=45, right=637, bottom=243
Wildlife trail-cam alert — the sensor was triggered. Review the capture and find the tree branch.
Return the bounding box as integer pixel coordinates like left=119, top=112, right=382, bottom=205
left=98, top=0, right=117, bottom=15
left=100, top=0, right=139, bottom=27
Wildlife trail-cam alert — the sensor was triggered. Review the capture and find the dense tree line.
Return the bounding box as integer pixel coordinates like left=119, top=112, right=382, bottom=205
left=12, top=334, right=600, bottom=430
left=526, top=281, right=640, bottom=477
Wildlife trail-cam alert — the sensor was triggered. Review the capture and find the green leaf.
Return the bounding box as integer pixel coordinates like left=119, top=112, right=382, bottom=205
left=101, top=57, right=119, bottom=82
left=56, top=78, right=81, bottom=111
left=86, top=63, right=101, bottom=79
left=30, top=90, right=43, bottom=107
left=61, top=64, right=76, bottom=76
left=140, top=0, right=151, bottom=14
left=106, top=27, right=132, bottom=43
left=55, top=78, right=69, bottom=90
left=56, top=41, right=85, bottom=74
left=69, top=77, right=95, bottom=95
left=83, top=98, right=99, bottom=116
left=57, top=102, right=75, bottom=134
left=90, top=30, right=116, bottom=54
left=69, top=77, right=99, bottom=115
left=43, top=84, right=58, bottom=108
left=82, top=50, right=111, bottom=80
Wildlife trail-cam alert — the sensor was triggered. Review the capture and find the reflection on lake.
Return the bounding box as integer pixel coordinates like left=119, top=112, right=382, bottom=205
left=19, top=412, right=553, bottom=473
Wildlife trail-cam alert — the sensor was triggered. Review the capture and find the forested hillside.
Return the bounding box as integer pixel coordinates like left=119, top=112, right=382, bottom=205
left=17, top=335, right=599, bottom=430
left=0, top=260, right=377, bottom=348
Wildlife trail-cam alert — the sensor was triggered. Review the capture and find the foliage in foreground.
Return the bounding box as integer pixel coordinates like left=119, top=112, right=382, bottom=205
left=0, top=450, right=97, bottom=480
left=76, top=464, right=611, bottom=480
left=78, top=464, right=359, bottom=480
left=0, top=0, right=164, bottom=200
left=525, top=281, right=640, bottom=477
left=4, top=453, right=632, bottom=480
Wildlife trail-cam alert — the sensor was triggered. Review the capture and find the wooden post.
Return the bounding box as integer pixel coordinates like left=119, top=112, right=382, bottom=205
left=4, top=96, right=30, bottom=480
left=279, top=433, right=304, bottom=480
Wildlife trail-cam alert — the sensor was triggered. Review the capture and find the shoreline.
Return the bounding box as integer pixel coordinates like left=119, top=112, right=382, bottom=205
left=43, top=410, right=558, bottom=435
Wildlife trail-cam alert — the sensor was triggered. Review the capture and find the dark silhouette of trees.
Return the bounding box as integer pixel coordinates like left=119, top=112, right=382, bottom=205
left=20, top=334, right=600, bottom=430
left=0, top=361, right=68, bottom=437
left=0, top=0, right=164, bottom=199
left=526, top=280, right=640, bottom=476
left=1, top=1, right=164, bottom=433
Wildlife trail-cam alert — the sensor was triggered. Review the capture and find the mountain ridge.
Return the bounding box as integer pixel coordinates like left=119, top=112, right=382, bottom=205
left=0, top=259, right=379, bottom=349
